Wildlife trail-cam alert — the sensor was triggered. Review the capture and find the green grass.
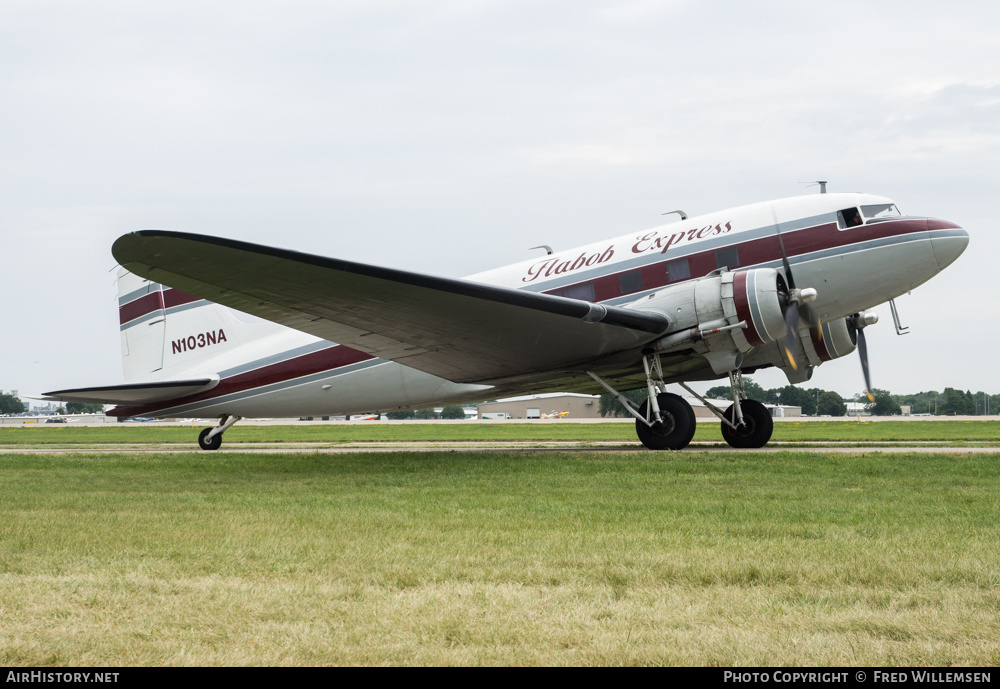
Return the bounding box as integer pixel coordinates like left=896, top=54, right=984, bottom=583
left=1, top=451, right=999, bottom=665
left=4, top=419, right=1000, bottom=446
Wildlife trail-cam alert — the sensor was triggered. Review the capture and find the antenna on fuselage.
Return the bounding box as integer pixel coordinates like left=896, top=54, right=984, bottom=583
left=530, top=245, right=553, bottom=255
left=801, top=180, right=828, bottom=194
left=661, top=210, right=688, bottom=220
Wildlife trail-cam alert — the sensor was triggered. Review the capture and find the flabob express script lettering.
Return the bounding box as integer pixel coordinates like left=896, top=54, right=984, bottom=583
left=520, top=221, right=732, bottom=283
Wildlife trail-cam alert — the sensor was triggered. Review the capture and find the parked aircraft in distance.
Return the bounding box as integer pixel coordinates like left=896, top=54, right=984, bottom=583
left=46, top=191, right=968, bottom=450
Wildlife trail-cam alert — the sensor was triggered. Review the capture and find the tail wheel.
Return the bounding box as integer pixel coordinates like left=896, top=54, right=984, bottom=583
left=720, top=400, right=773, bottom=449
left=198, top=428, right=223, bottom=451
left=635, top=393, right=696, bottom=450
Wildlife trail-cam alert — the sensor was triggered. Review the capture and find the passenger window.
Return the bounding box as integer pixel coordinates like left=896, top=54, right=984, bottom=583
left=557, top=282, right=596, bottom=301
left=715, top=246, right=739, bottom=270
left=665, top=258, right=690, bottom=282
left=618, top=270, right=643, bottom=294
left=837, top=207, right=864, bottom=228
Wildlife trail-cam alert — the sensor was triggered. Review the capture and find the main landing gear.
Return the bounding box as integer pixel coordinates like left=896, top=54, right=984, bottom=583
left=681, top=369, right=773, bottom=449
left=588, top=354, right=697, bottom=451
left=197, top=415, right=242, bottom=450
left=635, top=393, right=697, bottom=450
left=588, top=359, right=774, bottom=450
left=720, top=399, right=773, bottom=449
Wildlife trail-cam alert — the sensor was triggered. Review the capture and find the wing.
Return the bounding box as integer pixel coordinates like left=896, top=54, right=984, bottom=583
left=43, top=379, right=219, bottom=405
left=112, top=231, right=669, bottom=384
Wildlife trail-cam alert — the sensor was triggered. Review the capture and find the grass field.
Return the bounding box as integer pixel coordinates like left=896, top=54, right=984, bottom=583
left=2, top=450, right=998, bottom=665
left=4, top=419, right=1000, bottom=446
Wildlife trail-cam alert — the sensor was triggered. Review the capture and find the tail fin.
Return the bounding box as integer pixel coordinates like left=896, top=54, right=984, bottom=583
left=118, top=268, right=166, bottom=381
left=116, top=267, right=289, bottom=382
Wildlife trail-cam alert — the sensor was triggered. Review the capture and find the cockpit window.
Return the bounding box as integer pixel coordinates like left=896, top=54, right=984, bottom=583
left=861, top=203, right=901, bottom=220
left=837, top=207, right=864, bottom=229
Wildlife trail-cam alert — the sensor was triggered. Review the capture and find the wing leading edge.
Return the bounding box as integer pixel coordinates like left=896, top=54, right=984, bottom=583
left=112, top=231, right=670, bottom=384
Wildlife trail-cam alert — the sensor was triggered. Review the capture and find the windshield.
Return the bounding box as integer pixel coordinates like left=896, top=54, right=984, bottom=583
left=861, top=203, right=901, bottom=220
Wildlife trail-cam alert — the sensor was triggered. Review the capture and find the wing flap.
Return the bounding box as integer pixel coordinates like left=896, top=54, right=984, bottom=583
left=112, top=231, right=669, bottom=383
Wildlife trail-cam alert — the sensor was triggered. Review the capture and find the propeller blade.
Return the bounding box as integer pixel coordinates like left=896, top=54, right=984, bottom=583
left=783, top=301, right=800, bottom=371
left=773, top=213, right=809, bottom=371
left=775, top=226, right=796, bottom=290
left=857, top=324, right=874, bottom=402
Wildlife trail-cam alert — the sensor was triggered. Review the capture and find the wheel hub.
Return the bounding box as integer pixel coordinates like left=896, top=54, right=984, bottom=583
left=650, top=413, right=676, bottom=436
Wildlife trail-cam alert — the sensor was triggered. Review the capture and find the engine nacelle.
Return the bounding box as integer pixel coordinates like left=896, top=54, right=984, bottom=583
left=632, top=268, right=788, bottom=374
left=742, top=315, right=859, bottom=384
left=801, top=317, right=858, bottom=365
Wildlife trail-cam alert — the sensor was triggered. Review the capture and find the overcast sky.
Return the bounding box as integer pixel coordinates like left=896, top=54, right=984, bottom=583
left=3, top=0, right=998, bottom=402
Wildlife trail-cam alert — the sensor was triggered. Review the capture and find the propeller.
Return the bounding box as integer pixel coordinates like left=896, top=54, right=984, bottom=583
left=774, top=223, right=817, bottom=371
left=850, top=313, right=879, bottom=402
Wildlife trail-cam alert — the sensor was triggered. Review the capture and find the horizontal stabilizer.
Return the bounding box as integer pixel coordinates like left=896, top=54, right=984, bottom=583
left=43, top=379, right=219, bottom=405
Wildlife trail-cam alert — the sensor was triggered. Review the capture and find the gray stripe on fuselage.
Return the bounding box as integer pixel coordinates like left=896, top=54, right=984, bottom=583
left=601, top=226, right=936, bottom=307
left=217, top=340, right=338, bottom=379
left=120, top=300, right=206, bottom=331
left=145, top=357, right=389, bottom=417
left=118, top=283, right=164, bottom=307
left=118, top=310, right=165, bottom=331
left=163, top=299, right=209, bottom=318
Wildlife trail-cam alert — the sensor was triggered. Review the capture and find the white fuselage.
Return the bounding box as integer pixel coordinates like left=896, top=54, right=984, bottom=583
left=110, top=192, right=967, bottom=419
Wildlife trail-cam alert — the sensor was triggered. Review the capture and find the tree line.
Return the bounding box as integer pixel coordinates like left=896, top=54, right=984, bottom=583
left=0, top=394, right=24, bottom=415
left=598, top=380, right=999, bottom=417
left=0, top=395, right=105, bottom=416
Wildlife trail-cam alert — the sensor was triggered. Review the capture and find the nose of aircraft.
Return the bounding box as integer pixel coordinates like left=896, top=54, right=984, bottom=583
left=930, top=223, right=969, bottom=271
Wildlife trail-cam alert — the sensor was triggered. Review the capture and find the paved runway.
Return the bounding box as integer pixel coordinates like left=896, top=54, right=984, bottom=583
left=3, top=441, right=998, bottom=454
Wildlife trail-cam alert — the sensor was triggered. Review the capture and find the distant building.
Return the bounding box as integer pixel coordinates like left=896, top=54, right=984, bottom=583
left=478, top=393, right=600, bottom=419
left=845, top=402, right=870, bottom=416
left=693, top=399, right=801, bottom=418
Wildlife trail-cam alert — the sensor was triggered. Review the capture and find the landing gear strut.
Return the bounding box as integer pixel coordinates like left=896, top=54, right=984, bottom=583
left=198, top=415, right=242, bottom=451
left=587, top=353, right=696, bottom=451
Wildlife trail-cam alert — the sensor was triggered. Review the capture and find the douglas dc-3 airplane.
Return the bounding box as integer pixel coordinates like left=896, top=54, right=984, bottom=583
left=46, top=191, right=968, bottom=451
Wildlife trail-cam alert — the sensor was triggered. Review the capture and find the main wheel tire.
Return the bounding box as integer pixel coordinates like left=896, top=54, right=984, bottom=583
left=720, top=399, right=773, bottom=449
left=198, top=427, right=223, bottom=451
left=635, top=392, right=696, bottom=450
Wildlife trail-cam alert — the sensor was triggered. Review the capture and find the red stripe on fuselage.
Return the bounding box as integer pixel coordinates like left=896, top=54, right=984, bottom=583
left=163, top=288, right=202, bottom=309
left=119, top=288, right=203, bottom=326
left=108, top=344, right=376, bottom=417
left=543, top=217, right=951, bottom=302
left=119, top=291, right=164, bottom=326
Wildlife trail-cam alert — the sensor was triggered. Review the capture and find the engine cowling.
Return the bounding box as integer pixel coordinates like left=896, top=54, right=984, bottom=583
left=801, top=317, right=858, bottom=365
left=631, top=268, right=788, bottom=374
left=742, top=315, right=859, bottom=383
